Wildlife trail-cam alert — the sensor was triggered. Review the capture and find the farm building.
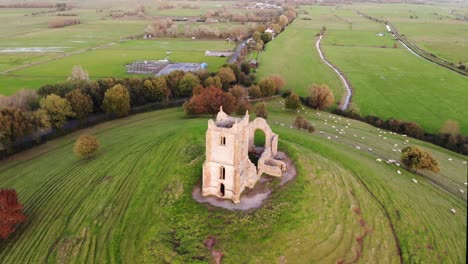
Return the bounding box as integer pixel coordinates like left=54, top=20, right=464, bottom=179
left=126, top=61, right=207, bottom=76
left=156, top=63, right=207, bottom=76
left=205, top=50, right=234, bottom=57
left=126, top=60, right=168, bottom=74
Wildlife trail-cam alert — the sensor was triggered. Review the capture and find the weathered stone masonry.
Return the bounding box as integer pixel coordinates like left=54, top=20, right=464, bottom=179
left=202, top=107, right=286, bottom=203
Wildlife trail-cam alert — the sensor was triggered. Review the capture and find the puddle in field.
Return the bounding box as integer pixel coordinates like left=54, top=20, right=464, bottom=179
left=0, top=47, right=70, bottom=53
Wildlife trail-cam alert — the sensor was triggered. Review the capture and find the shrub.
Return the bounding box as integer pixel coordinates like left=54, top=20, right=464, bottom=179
left=74, top=134, right=100, bottom=159
left=254, top=102, right=268, bottom=119
left=285, top=93, right=301, bottom=109
left=401, top=146, right=439, bottom=173
left=293, top=116, right=314, bottom=133
left=0, top=189, right=27, bottom=239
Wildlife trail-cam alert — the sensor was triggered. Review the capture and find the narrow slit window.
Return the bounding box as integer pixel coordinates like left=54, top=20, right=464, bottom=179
left=220, top=166, right=225, bottom=180
left=220, top=136, right=226, bottom=146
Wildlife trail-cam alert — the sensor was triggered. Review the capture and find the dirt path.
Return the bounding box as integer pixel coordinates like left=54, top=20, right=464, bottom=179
left=315, top=34, right=353, bottom=110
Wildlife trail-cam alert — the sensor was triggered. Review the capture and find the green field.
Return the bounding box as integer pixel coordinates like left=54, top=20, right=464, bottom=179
left=353, top=3, right=468, bottom=64
left=0, top=6, right=237, bottom=96
left=256, top=5, right=468, bottom=134
left=0, top=38, right=234, bottom=95
left=0, top=101, right=465, bottom=263
left=255, top=7, right=345, bottom=104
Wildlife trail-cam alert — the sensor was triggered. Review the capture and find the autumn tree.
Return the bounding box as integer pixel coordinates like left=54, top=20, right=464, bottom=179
left=279, top=15, right=289, bottom=28
left=183, top=86, right=236, bottom=116
left=143, top=77, right=167, bottom=102
left=204, top=76, right=222, bottom=89
left=285, top=93, right=301, bottom=109
left=254, top=102, right=268, bottom=119
left=269, top=75, right=285, bottom=93
left=68, top=65, right=89, bottom=82
left=74, top=134, right=100, bottom=159
left=0, top=189, right=27, bottom=239
left=0, top=89, right=38, bottom=111
left=248, top=85, right=262, bottom=99
left=65, top=90, right=93, bottom=121
left=39, top=94, right=75, bottom=129
left=439, top=120, right=460, bottom=136
left=217, top=67, right=236, bottom=90
left=0, top=108, right=35, bottom=150
left=102, top=84, right=131, bottom=117
left=178, top=73, right=200, bottom=97
left=307, top=84, right=335, bottom=110
left=400, top=146, right=440, bottom=173
left=258, top=78, right=276, bottom=97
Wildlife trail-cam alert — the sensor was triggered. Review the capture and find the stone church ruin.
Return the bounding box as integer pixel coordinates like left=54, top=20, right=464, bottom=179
left=202, top=107, right=287, bottom=203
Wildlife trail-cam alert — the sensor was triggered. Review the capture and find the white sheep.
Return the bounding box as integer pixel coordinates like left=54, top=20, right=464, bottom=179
left=335, top=136, right=339, bottom=139
left=448, top=158, right=453, bottom=161
left=368, top=148, right=373, bottom=151
left=412, top=179, right=418, bottom=183
left=451, top=208, right=456, bottom=214
left=383, top=137, right=387, bottom=140
left=392, top=149, right=397, bottom=152
left=396, top=163, right=400, bottom=167
left=355, top=146, right=361, bottom=150
left=460, top=189, right=464, bottom=194
left=361, top=136, right=365, bottom=139
left=376, top=158, right=382, bottom=162
left=397, top=170, right=401, bottom=174
left=327, top=136, right=331, bottom=140
left=319, top=131, right=324, bottom=134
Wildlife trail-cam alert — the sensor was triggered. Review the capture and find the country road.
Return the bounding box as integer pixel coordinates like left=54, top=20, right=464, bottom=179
left=228, top=39, right=248, bottom=64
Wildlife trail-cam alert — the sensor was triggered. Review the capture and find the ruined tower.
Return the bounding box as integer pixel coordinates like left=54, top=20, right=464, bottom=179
left=202, top=107, right=286, bottom=203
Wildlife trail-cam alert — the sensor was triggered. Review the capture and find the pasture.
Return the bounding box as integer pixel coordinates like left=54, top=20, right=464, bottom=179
left=255, top=6, right=345, bottom=103
left=0, top=101, right=465, bottom=263
left=255, top=5, right=468, bottom=134
left=353, top=3, right=468, bottom=64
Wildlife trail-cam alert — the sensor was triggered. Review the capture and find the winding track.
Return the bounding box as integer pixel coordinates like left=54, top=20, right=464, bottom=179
left=315, top=35, right=352, bottom=110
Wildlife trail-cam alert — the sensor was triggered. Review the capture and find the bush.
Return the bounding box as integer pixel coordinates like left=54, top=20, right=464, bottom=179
left=294, top=116, right=314, bottom=133
left=285, top=93, right=301, bottom=109
left=401, top=146, right=439, bottom=173
left=254, top=102, right=268, bottom=119
left=74, top=134, right=100, bottom=159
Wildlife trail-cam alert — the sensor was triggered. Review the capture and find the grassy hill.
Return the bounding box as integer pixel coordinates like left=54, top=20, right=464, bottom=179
left=0, top=102, right=465, bottom=263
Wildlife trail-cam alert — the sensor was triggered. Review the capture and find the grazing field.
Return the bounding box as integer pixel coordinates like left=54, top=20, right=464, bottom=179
left=353, top=3, right=468, bottom=64
left=316, top=7, right=468, bottom=134
left=256, top=5, right=468, bottom=133
left=0, top=101, right=465, bottom=263
left=255, top=6, right=345, bottom=103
